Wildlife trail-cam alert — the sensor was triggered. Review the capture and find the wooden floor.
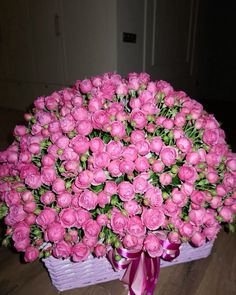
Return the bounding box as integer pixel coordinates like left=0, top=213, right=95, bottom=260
left=0, top=106, right=236, bottom=295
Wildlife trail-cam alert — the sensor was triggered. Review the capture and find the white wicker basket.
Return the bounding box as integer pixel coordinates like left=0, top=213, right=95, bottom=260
left=43, top=241, right=214, bottom=292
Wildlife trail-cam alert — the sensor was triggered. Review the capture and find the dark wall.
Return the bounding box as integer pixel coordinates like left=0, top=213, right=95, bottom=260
left=196, top=0, right=236, bottom=102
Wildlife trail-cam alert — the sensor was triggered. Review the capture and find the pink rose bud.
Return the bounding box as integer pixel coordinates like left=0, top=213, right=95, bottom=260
left=159, top=173, right=172, bottom=186
left=152, top=160, right=164, bottom=173
left=191, top=232, right=205, bottom=247
left=94, top=244, right=106, bottom=257
left=219, top=206, right=233, bottom=222
left=24, top=246, right=39, bottom=262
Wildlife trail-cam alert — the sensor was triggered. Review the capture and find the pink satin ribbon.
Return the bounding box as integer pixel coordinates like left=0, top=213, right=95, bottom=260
left=107, top=239, right=180, bottom=295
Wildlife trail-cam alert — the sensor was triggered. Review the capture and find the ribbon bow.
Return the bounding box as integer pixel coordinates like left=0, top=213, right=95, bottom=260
left=107, top=239, right=180, bottom=295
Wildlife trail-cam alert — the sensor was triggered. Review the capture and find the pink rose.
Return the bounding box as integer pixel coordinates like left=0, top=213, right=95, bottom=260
left=8, top=205, right=26, bottom=224
left=106, top=140, right=123, bottom=159
left=168, top=232, right=181, bottom=244
left=144, top=187, right=163, bottom=207
left=52, top=240, right=72, bottom=259
left=144, top=234, right=163, bottom=257
left=219, top=206, right=233, bottom=222
left=119, top=159, right=135, bottom=175
left=75, top=170, right=94, bottom=189
left=150, top=137, right=163, bottom=154
left=12, top=223, right=30, bottom=243
left=133, top=176, right=149, bottom=193
left=142, top=208, right=165, bottom=230
left=59, top=208, right=77, bottom=228
left=124, top=200, right=141, bottom=216
left=97, top=214, right=108, bottom=226
left=152, top=160, right=164, bottom=173
left=57, top=192, right=72, bottom=208
left=36, top=208, right=57, bottom=229
left=160, top=147, right=177, bottom=166
left=79, top=190, right=98, bottom=210
left=179, top=222, right=194, bottom=238
left=76, top=120, right=93, bottom=136
left=130, top=130, right=145, bottom=144
left=52, top=178, right=66, bottom=194
left=72, top=243, right=90, bottom=262
left=135, top=140, right=150, bottom=156
left=135, top=157, right=150, bottom=172
left=159, top=173, right=172, bottom=186
left=94, top=244, right=106, bottom=257
left=46, top=222, right=65, bottom=243
left=94, top=152, right=110, bottom=168
left=24, top=246, right=39, bottom=262
left=130, top=110, right=147, bottom=129
left=191, top=232, right=205, bottom=247
left=76, top=208, right=91, bottom=227
left=203, top=225, right=220, bottom=240
left=171, top=188, right=187, bottom=207
left=118, top=181, right=135, bottom=201
left=108, top=160, right=122, bottom=177
left=104, top=181, right=117, bottom=196
left=98, top=191, right=110, bottom=208
left=111, top=211, right=127, bottom=234
left=122, top=146, right=138, bottom=161
left=89, top=137, right=105, bottom=153
left=202, top=129, right=219, bottom=146
left=176, top=137, right=192, bottom=153
left=40, top=191, right=55, bottom=205
left=110, top=121, right=126, bottom=138
left=71, top=135, right=90, bottom=154
left=123, top=234, right=138, bottom=249
left=178, top=165, right=197, bottom=183
left=41, top=167, right=57, bottom=185
left=191, top=190, right=206, bottom=205
left=14, top=238, right=30, bottom=252
left=127, top=216, right=146, bottom=237
left=189, top=208, right=206, bottom=226
left=186, top=152, right=200, bottom=165
left=25, top=173, right=42, bottom=189
left=24, top=214, right=36, bottom=225
left=23, top=201, right=37, bottom=213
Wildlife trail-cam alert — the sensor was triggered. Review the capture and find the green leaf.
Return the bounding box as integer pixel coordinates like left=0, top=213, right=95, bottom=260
left=90, top=183, right=104, bottom=193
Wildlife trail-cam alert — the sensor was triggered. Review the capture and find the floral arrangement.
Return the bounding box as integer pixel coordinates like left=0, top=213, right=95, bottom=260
left=0, top=72, right=235, bottom=268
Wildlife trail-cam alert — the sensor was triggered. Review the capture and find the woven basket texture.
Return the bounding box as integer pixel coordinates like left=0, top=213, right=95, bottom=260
left=43, top=241, right=214, bottom=292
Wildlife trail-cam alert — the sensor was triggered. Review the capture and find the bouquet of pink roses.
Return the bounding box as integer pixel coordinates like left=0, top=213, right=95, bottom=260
left=0, top=73, right=235, bottom=286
